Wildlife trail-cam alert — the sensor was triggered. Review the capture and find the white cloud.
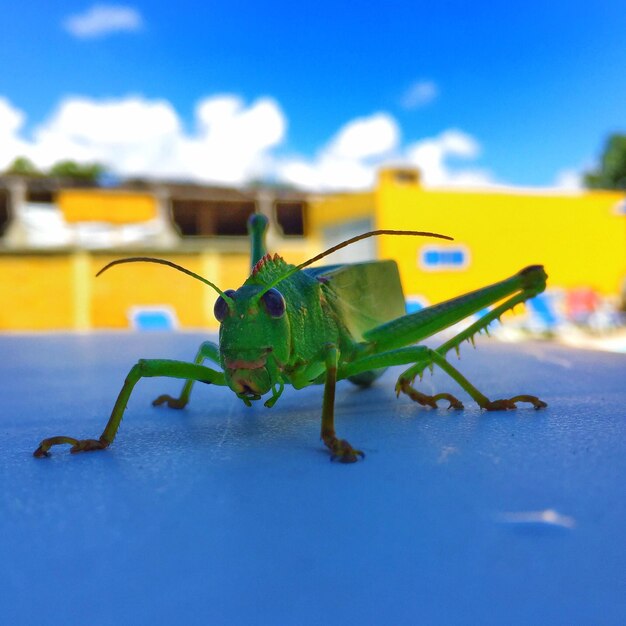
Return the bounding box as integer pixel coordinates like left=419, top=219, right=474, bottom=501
left=401, top=80, right=439, bottom=109
left=63, top=5, right=143, bottom=39
left=277, top=113, right=399, bottom=191
left=405, top=129, right=493, bottom=187
left=36, top=97, right=180, bottom=145
left=278, top=155, right=376, bottom=191
left=326, top=113, right=399, bottom=160
left=553, top=168, right=583, bottom=191
left=0, top=98, right=29, bottom=169
left=29, top=96, right=182, bottom=176
left=278, top=122, right=494, bottom=191
left=1, top=94, right=286, bottom=185
left=0, top=97, right=24, bottom=136
left=182, top=96, right=287, bottom=184
left=0, top=94, right=497, bottom=190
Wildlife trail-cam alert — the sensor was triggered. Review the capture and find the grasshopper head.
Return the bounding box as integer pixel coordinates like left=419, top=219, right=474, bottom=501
left=215, top=284, right=290, bottom=400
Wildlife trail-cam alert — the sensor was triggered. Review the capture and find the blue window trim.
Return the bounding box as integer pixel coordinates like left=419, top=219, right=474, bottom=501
left=128, top=305, right=179, bottom=331
left=405, top=295, right=429, bottom=314
left=419, top=245, right=470, bottom=271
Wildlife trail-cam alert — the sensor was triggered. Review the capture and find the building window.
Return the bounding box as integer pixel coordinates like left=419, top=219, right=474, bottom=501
left=275, top=201, right=306, bottom=236
left=26, top=190, right=54, bottom=204
left=170, top=200, right=255, bottom=237
left=419, top=245, right=469, bottom=271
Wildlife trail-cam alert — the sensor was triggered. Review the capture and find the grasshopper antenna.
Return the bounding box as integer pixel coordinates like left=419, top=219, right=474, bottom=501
left=256, top=229, right=454, bottom=296
left=96, top=257, right=234, bottom=304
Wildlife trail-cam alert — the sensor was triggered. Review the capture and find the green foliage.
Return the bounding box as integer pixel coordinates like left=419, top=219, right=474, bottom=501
left=49, top=160, right=105, bottom=182
left=3, top=157, right=106, bottom=182
left=584, top=134, right=626, bottom=190
left=4, top=157, right=42, bottom=177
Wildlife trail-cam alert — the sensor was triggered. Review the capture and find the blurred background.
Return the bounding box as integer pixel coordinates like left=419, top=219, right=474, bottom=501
left=1, top=1, right=625, bottom=348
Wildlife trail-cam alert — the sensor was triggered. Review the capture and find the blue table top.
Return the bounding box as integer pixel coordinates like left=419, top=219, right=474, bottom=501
left=1, top=332, right=625, bottom=625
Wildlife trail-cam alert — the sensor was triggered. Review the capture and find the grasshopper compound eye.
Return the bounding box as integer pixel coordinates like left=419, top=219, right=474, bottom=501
left=261, top=288, right=286, bottom=318
left=214, top=289, right=236, bottom=322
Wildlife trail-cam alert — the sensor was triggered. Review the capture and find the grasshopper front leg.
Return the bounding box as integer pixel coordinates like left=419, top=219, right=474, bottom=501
left=34, top=359, right=226, bottom=457
left=152, top=341, right=221, bottom=409
left=320, top=345, right=364, bottom=463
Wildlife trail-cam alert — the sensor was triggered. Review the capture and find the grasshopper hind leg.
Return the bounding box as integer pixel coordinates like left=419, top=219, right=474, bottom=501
left=396, top=348, right=547, bottom=411
left=357, top=266, right=548, bottom=412
left=396, top=375, right=465, bottom=410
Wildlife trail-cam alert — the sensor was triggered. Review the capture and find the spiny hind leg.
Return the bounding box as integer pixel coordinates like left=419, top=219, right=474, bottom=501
left=152, top=341, right=220, bottom=409
left=396, top=373, right=465, bottom=410
left=396, top=348, right=546, bottom=411
left=342, top=346, right=463, bottom=410
left=432, top=294, right=548, bottom=410
left=394, top=351, right=464, bottom=409
left=360, top=268, right=548, bottom=410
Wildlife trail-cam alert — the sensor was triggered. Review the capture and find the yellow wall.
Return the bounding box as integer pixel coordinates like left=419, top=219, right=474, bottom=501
left=59, top=189, right=158, bottom=223
left=0, top=243, right=322, bottom=332
left=374, top=169, right=626, bottom=304
left=0, top=255, right=76, bottom=330
left=2, top=172, right=625, bottom=332
left=306, top=191, right=374, bottom=245
left=91, top=254, right=210, bottom=329
left=0, top=252, right=252, bottom=332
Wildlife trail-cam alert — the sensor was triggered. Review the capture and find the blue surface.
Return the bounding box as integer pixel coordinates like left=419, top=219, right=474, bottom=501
left=2, top=333, right=625, bottom=625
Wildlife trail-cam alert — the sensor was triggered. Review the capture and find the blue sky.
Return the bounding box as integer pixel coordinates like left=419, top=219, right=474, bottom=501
left=1, top=1, right=625, bottom=190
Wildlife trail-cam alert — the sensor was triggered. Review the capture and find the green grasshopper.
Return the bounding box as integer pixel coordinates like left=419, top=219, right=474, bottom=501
left=34, top=214, right=547, bottom=463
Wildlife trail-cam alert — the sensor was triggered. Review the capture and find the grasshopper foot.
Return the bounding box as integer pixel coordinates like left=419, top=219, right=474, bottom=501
left=152, top=394, right=188, bottom=409
left=396, top=380, right=464, bottom=410
left=439, top=394, right=465, bottom=410
left=510, top=394, right=548, bottom=409
left=324, top=436, right=364, bottom=463
left=34, top=436, right=109, bottom=457
left=70, top=438, right=109, bottom=453
left=482, top=395, right=547, bottom=411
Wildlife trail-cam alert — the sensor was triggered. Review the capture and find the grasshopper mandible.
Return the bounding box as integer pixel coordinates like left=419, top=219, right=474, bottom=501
left=34, top=214, right=547, bottom=462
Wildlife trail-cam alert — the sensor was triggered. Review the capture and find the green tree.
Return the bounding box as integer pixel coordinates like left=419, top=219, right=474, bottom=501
left=49, top=160, right=105, bottom=182
left=4, top=156, right=42, bottom=176
left=584, top=134, right=626, bottom=190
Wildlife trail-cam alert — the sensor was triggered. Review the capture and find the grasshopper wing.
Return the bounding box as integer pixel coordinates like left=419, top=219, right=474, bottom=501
left=306, top=260, right=406, bottom=341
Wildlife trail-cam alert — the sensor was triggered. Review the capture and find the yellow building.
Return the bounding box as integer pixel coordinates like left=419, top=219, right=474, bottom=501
left=0, top=170, right=624, bottom=332
left=0, top=177, right=311, bottom=331
left=309, top=168, right=626, bottom=313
